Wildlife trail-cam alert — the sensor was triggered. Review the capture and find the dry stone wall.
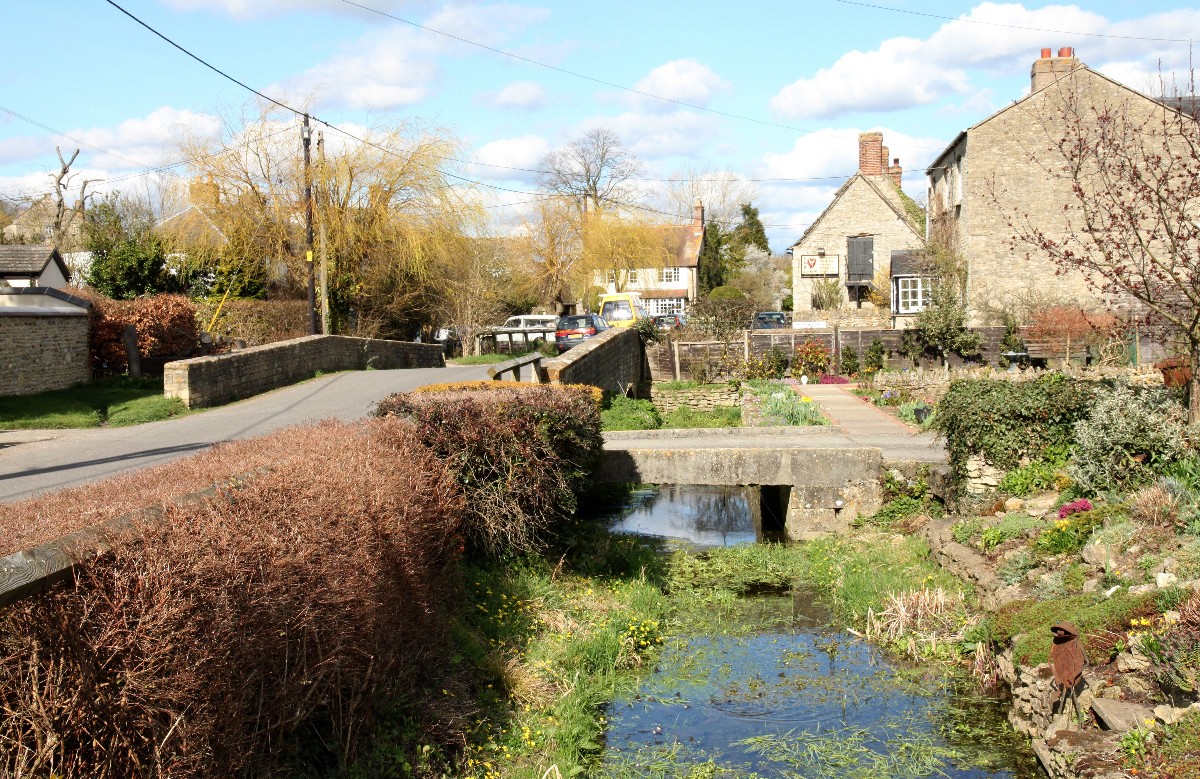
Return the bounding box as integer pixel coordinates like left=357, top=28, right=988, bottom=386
left=0, top=313, right=90, bottom=396
left=164, top=335, right=444, bottom=408
left=544, top=327, right=644, bottom=396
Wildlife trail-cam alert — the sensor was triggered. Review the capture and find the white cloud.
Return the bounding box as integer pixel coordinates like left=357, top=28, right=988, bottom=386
left=769, top=3, right=1200, bottom=119
left=272, top=4, right=547, bottom=111
left=75, top=107, right=222, bottom=170
left=489, top=81, right=549, bottom=109
left=630, top=59, right=730, bottom=109
left=470, top=134, right=548, bottom=180
left=576, top=110, right=720, bottom=160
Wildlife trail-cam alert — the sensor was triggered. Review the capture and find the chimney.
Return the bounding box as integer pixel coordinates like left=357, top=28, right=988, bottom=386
left=858, top=132, right=884, bottom=176
left=189, top=174, right=220, bottom=208
left=1031, top=46, right=1081, bottom=93
left=692, top=197, right=704, bottom=239
left=888, top=157, right=902, bottom=188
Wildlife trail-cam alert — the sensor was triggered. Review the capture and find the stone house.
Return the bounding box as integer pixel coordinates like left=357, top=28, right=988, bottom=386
left=925, top=47, right=1187, bottom=327
left=596, top=198, right=704, bottom=317
left=788, top=133, right=926, bottom=329
left=0, top=245, right=71, bottom=289
left=2, top=195, right=85, bottom=249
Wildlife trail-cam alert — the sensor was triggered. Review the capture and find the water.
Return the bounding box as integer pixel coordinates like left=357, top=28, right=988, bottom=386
left=601, top=485, right=1040, bottom=779
left=608, top=485, right=766, bottom=547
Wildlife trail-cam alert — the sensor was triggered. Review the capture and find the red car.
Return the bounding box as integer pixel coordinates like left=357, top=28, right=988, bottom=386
left=555, top=314, right=609, bottom=353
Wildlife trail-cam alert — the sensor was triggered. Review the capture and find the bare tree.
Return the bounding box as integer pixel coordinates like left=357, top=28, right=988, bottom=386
left=537, top=128, right=643, bottom=214
left=1008, top=78, right=1200, bottom=422
left=659, top=163, right=758, bottom=227
left=50, top=147, right=92, bottom=250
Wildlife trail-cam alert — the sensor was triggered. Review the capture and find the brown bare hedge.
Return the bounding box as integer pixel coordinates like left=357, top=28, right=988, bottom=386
left=0, top=419, right=464, bottom=778
left=374, top=383, right=603, bottom=557
left=193, top=298, right=309, bottom=346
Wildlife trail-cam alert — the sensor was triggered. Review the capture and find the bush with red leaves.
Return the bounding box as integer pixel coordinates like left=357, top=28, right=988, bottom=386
left=375, top=383, right=603, bottom=557
left=65, top=287, right=198, bottom=375
left=0, top=419, right=464, bottom=778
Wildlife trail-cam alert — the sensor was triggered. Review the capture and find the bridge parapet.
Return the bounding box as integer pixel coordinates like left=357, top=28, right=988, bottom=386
left=544, top=327, right=643, bottom=396
left=599, top=444, right=884, bottom=540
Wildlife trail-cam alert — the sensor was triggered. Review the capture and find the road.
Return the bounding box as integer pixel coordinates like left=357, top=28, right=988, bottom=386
left=0, top=364, right=491, bottom=503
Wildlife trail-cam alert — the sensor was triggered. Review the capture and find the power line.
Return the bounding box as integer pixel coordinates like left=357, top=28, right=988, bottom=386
left=97, top=1, right=829, bottom=231
left=832, top=0, right=1198, bottom=44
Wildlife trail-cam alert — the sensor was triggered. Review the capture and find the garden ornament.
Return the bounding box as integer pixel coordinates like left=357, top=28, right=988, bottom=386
left=1050, top=620, right=1087, bottom=726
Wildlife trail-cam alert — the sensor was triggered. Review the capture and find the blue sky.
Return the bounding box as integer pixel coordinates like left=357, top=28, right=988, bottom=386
left=2, top=0, right=1196, bottom=251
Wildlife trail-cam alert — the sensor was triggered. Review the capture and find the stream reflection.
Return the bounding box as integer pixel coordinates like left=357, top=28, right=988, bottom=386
left=608, top=485, right=759, bottom=546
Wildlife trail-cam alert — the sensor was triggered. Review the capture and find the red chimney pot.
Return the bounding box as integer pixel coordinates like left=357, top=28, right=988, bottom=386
left=1058, top=47, right=1073, bottom=58
left=1041, top=48, right=1052, bottom=58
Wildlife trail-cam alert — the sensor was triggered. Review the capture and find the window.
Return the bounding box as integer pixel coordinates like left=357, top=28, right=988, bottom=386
left=627, top=269, right=639, bottom=284
left=605, top=270, right=617, bottom=286
left=601, top=300, right=633, bottom=322
left=648, top=297, right=686, bottom=315
left=660, top=267, right=681, bottom=284
left=894, top=276, right=932, bottom=314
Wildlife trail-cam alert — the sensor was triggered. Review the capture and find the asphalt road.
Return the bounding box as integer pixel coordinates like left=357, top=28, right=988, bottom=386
left=0, top=364, right=491, bottom=503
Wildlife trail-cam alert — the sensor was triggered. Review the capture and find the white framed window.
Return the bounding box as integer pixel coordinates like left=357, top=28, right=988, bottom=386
left=648, top=297, right=686, bottom=315
left=627, top=269, right=639, bottom=284
left=605, top=270, right=617, bottom=286
left=660, top=267, right=681, bottom=284
left=894, top=276, right=932, bottom=314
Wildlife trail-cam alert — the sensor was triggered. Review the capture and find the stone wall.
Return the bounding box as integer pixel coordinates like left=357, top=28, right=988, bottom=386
left=163, top=335, right=445, bottom=408
left=0, top=312, right=90, bottom=396
left=650, top=384, right=739, bottom=415
left=544, top=327, right=643, bottom=396
left=869, top=364, right=1165, bottom=403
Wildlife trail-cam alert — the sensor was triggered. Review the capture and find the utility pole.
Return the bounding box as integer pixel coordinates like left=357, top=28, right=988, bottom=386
left=302, top=113, right=316, bottom=335
left=317, top=131, right=330, bottom=334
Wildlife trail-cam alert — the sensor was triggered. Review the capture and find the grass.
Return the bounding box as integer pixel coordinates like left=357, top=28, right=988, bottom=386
left=0, top=376, right=188, bottom=429
left=662, top=406, right=741, bottom=429
left=600, top=396, right=661, bottom=431
left=752, top=384, right=828, bottom=427
left=450, top=351, right=536, bottom=365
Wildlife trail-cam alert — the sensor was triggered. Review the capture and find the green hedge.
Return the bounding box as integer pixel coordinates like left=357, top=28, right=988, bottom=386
left=934, top=374, right=1097, bottom=484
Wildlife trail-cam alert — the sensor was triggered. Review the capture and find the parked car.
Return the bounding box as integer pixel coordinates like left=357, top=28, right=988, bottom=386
left=752, top=311, right=790, bottom=329
left=653, top=313, right=686, bottom=330
left=598, top=292, right=647, bottom=328
left=555, top=313, right=609, bottom=353
left=482, top=314, right=559, bottom=352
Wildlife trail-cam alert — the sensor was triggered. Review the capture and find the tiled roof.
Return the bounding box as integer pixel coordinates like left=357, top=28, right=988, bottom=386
left=0, top=245, right=60, bottom=276
left=658, top=222, right=704, bottom=268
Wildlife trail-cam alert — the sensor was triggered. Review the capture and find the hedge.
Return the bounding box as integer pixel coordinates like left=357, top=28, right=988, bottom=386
left=375, top=383, right=603, bottom=557
left=934, top=374, right=1097, bottom=484
left=0, top=419, right=464, bottom=777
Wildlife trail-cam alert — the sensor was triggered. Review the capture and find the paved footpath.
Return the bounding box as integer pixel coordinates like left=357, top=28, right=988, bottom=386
left=604, top=383, right=946, bottom=464
left=0, top=364, right=490, bottom=503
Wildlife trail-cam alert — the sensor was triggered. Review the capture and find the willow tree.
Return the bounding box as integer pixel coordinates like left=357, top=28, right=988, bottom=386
left=517, top=196, right=672, bottom=311
left=176, top=108, right=480, bottom=337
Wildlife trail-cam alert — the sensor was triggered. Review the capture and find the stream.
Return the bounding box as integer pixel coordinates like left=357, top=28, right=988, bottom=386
left=601, top=485, right=1040, bottom=778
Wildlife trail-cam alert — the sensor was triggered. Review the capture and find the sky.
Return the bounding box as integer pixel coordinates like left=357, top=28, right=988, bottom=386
left=2, top=0, right=1197, bottom=252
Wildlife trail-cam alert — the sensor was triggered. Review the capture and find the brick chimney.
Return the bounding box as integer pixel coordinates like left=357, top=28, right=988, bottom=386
left=1031, top=47, right=1081, bottom=93
left=887, top=157, right=902, bottom=188
left=189, top=174, right=220, bottom=208
left=692, top=197, right=704, bottom=240
left=858, top=132, right=884, bottom=176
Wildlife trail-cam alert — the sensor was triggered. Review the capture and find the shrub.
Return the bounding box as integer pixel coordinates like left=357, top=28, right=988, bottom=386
left=67, top=288, right=199, bottom=375
left=793, top=339, right=831, bottom=377
left=837, top=345, right=859, bottom=376
left=934, top=374, right=1097, bottom=486
left=193, top=297, right=309, bottom=345
left=758, top=388, right=828, bottom=426
left=0, top=420, right=464, bottom=778
left=999, top=459, right=1060, bottom=497
left=741, top=347, right=789, bottom=380
left=375, top=384, right=603, bottom=556
left=601, top=395, right=661, bottom=431
left=1069, top=387, right=1189, bottom=495
left=817, top=373, right=849, bottom=384
left=1035, top=504, right=1124, bottom=556
left=864, top=338, right=888, bottom=373
left=980, top=514, right=1045, bottom=551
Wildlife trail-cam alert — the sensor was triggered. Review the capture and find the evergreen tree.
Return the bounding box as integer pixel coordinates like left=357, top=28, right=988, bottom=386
left=84, top=194, right=172, bottom=299
left=697, top=218, right=729, bottom=293
left=732, top=203, right=769, bottom=253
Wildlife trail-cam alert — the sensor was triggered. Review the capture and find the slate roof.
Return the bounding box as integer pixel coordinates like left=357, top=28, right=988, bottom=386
left=0, top=245, right=68, bottom=279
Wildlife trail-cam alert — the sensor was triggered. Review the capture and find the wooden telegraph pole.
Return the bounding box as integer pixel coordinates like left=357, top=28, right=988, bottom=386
left=302, top=114, right=316, bottom=335
left=317, top=131, right=330, bottom=334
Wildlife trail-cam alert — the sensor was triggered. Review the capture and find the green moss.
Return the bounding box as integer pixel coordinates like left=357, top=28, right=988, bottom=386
left=989, top=592, right=1155, bottom=668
